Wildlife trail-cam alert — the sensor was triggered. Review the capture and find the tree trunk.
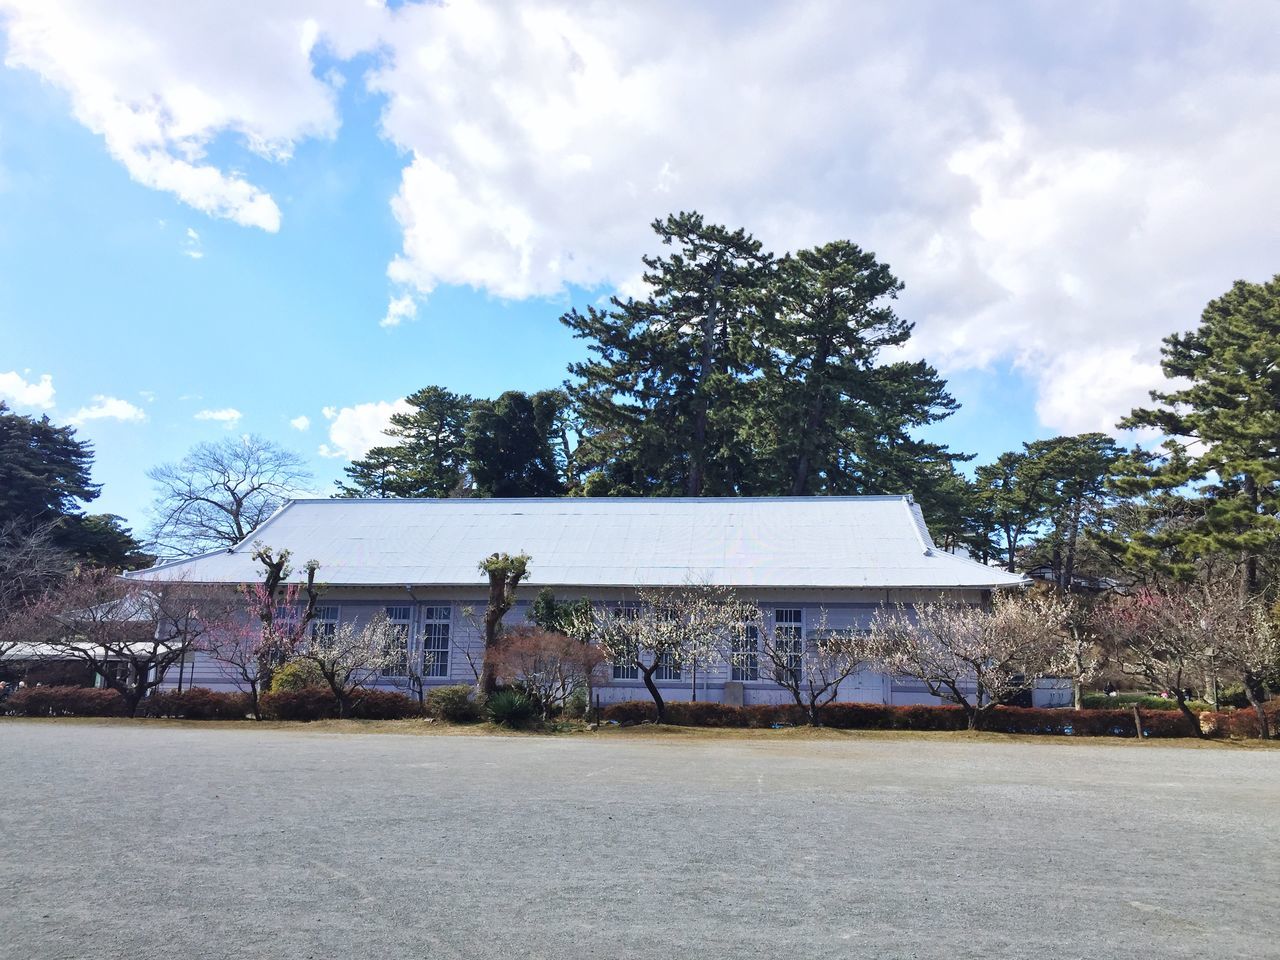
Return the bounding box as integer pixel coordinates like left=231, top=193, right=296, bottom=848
left=687, top=263, right=724, bottom=497
left=789, top=338, right=831, bottom=497
left=1073, top=678, right=1083, bottom=711
left=641, top=662, right=665, bottom=723
left=1244, top=672, right=1271, bottom=740
left=1173, top=691, right=1204, bottom=739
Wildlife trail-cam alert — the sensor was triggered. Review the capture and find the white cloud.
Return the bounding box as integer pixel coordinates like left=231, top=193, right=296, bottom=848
left=0, top=0, right=383, bottom=230
left=0, top=370, right=55, bottom=409
left=289, top=414, right=310, bottom=431
left=6, top=2, right=1280, bottom=435
left=69, top=395, right=147, bottom=425
left=182, top=226, right=203, bottom=259
left=194, top=407, right=242, bottom=425
left=379, top=293, right=416, bottom=328
left=317, top=398, right=410, bottom=459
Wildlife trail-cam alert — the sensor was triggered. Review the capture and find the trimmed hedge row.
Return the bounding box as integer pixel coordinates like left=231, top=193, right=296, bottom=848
left=146, top=688, right=252, bottom=720
left=260, top=687, right=422, bottom=721
left=2, top=686, right=127, bottom=717
left=600, top=699, right=1238, bottom=738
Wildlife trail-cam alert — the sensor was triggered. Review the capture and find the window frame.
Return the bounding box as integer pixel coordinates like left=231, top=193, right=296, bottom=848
left=418, top=604, right=452, bottom=679
left=772, top=607, right=804, bottom=685
left=381, top=605, right=413, bottom=677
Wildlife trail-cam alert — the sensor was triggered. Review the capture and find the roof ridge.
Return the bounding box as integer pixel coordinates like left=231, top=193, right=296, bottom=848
left=283, top=494, right=916, bottom=505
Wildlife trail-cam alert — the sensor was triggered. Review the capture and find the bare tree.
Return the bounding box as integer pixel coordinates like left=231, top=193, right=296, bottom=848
left=868, top=591, right=1067, bottom=730
left=1097, top=586, right=1210, bottom=737
left=0, top=520, right=70, bottom=660
left=290, top=612, right=404, bottom=718
left=1050, top=592, right=1108, bottom=710
left=493, top=625, right=607, bottom=719
left=31, top=570, right=229, bottom=717
left=752, top=609, right=877, bottom=726
left=147, top=435, right=313, bottom=557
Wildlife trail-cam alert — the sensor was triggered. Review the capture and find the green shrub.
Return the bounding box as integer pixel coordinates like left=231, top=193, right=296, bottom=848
left=564, top=688, right=589, bottom=719
left=269, top=660, right=326, bottom=693
left=425, top=684, right=480, bottom=722
left=487, top=689, right=536, bottom=728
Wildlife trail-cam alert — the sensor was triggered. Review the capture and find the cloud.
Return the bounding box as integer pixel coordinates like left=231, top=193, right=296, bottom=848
left=0, top=370, right=55, bottom=409
left=289, top=414, right=310, bottom=431
left=69, top=395, right=147, bottom=425
left=317, top=398, right=410, bottom=459
left=194, top=407, right=242, bottom=425
left=6, top=2, right=1280, bottom=436
left=182, top=227, right=203, bottom=259
left=379, top=293, right=416, bottom=329
left=0, top=0, right=383, bottom=231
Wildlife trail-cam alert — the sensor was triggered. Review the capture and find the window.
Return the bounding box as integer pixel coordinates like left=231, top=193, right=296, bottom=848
left=382, top=606, right=412, bottom=676
left=654, top=649, right=681, bottom=682
left=311, top=606, right=340, bottom=640
left=773, top=608, right=803, bottom=684
left=420, top=605, right=451, bottom=679
left=731, top=624, right=759, bottom=682
left=609, top=602, right=641, bottom=680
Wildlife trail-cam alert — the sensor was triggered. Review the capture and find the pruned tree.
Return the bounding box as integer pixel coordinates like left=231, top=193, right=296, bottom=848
left=493, top=625, right=607, bottom=719
left=199, top=545, right=321, bottom=718
left=290, top=612, right=404, bottom=718
left=751, top=608, right=877, bottom=726
left=868, top=591, right=1067, bottom=730
left=31, top=570, right=229, bottom=717
left=478, top=552, right=530, bottom=695
left=1049, top=591, right=1108, bottom=710
left=147, top=435, right=313, bottom=557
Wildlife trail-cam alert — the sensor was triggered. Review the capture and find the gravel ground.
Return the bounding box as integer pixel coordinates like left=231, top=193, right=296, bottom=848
left=1, top=721, right=1276, bottom=960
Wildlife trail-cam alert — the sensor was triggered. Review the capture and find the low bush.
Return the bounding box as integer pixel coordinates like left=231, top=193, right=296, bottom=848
left=350, top=690, right=420, bottom=720
left=147, top=687, right=251, bottom=720
left=269, top=660, right=326, bottom=693
left=3, top=686, right=126, bottom=717
left=260, top=687, right=339, bottom=721
left=563, top=688, right=589, bottom=720
left=426, top=684, right=481, bottom=722
left=1080, top=692, right=1214, bottom=713
left=487, top=689, right=537, bottom=728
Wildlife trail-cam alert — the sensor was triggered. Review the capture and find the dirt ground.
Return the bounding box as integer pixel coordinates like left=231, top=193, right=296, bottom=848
left=2, top=720, right=1275, bottom=959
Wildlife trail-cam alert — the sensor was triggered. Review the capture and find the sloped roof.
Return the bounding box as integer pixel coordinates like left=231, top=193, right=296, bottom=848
left=126, top=496, right=1026, bottom=590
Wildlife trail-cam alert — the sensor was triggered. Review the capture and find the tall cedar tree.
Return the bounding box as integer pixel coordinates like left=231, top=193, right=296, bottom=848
left=1118, top=276, right=1280, bottom=596
left=562, top=212, right=773, bottom=496
left=0, top=402, right=144, bottom=567
left=337, top=386, right=472, bottom=498
left=467, top=390, right=570, bottom=497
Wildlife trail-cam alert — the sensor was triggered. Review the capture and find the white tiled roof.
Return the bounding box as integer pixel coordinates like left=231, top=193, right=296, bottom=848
left=126, top=496, right=1026, bottom=590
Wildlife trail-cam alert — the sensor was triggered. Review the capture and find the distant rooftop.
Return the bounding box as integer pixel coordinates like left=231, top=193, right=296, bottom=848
left=127, top=496, right=1026, bottom=591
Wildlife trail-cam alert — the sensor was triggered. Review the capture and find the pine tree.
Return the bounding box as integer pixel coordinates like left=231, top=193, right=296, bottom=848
left=467, top=390, right=566, bottom=497
left=336, top=386, right=472, bottom=498
left=562, top=212, right=773, bottom=496
left=1118, top=276, right=1280, bottom=595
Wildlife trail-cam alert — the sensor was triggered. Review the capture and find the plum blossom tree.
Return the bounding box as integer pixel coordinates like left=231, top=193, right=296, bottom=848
left=289, top=612, right=406, bottom=718
left=868, top=591, right=1067, bottom=730
left=751, top=609, right=878, bottom=726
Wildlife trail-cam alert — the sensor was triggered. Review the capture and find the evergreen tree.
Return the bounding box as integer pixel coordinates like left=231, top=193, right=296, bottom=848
left=468, top=390, right=566, bottom=497
left=1118, top=276, right=1280, bottom=596
left=0, top=402, right=144, bottom=566
left=336, top=386, right=472, bottom=498
left=562, top=212, right=773, bottom=495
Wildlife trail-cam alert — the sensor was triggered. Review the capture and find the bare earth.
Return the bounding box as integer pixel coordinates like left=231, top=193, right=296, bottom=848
left=1, top=721, right=1276, bottom=960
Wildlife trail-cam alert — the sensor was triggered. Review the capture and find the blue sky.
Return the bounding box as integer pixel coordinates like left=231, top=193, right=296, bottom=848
left=2, top=1, right=1276, bottom=537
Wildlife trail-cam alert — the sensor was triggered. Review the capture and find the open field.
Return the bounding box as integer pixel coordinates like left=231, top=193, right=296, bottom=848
left=2, top=721, right=1276, bottom=960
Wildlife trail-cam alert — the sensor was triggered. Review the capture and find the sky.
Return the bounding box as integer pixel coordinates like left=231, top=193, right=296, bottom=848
left=1, top=0, right=1278, bottom=539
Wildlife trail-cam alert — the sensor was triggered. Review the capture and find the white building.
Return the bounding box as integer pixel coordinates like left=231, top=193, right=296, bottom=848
left=127, top=495, right=1068, bottom=707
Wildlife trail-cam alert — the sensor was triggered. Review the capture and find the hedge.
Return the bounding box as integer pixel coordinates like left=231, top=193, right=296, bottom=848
left=260, top=686, right=421, bottom=721
left=599, top=699, right=1247, bottom=737
left=3, top=686, right=127, bottom=717
left=146, top=688, right=251, bottom=720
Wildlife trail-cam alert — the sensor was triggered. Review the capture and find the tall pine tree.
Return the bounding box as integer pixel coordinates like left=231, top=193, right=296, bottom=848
left=1118, top=276, right=1280, bottom=596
